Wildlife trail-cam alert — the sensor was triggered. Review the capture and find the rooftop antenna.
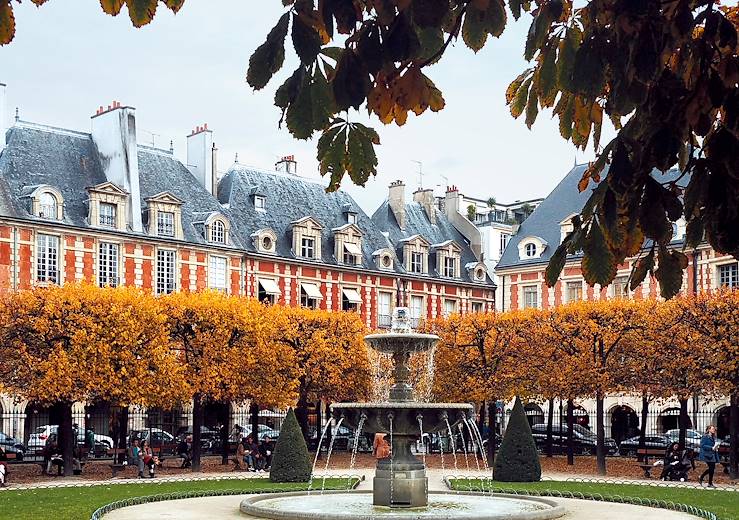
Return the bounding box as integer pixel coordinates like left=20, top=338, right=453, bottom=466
left=411, top=160, right=423, bottom=189
left=14, top=107, right=19, bottom=122
left=142, top=129, right=160, bottom=147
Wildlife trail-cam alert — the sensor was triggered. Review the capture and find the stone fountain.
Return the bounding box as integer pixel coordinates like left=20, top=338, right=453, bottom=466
left=330, top=307, right=472, bottom=508
left=240, top=308, right=565, bottom=519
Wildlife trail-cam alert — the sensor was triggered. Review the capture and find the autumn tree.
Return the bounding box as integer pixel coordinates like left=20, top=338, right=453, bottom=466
left=272, top=306, right=372, bottom=440
left=0, top=284, right=188, bottom=476
left=432, top=312, right=532, bottom=464
left=679, top=289, right=739, bottom=478
left=163, top=291, right=298, bottom=471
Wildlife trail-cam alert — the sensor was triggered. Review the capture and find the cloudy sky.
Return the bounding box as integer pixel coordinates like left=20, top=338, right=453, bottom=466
left=0, top=2, right=609, bottom=213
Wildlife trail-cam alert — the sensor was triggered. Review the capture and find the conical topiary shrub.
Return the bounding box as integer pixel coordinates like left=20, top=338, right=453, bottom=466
left=493, top=397, right=541, bottom=482
left=269, top=407, right=312, bottom=482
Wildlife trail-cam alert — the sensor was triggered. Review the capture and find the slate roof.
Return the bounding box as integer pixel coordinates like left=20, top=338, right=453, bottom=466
left=217, top=164, right=393, bottom=271
left=371, top=200, right=487, bottom=284
left=496, top=164, right=687, bottom=270
left=0, top=122, right=241, bottom=248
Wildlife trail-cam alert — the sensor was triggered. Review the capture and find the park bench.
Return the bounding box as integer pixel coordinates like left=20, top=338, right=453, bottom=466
left=635, top=448, right=666, bottom=478
left=718, top=446, right=731, bottom=474
left=108, top=448, right=128, bottom=478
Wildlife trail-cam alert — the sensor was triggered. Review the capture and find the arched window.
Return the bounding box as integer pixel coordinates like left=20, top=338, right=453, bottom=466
left=525, top=243, right=537, bottom=257
left=211, top=220, right=226, bottom=243
left=39, top=192, right=58, bottom=219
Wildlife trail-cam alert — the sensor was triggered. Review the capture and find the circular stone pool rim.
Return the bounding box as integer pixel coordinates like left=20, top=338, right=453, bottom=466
left=239, top=490, right=567, bottom=520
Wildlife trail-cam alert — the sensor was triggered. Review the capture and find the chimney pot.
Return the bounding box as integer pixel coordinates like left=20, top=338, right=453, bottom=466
left=204, top=123, right=208, bottom=130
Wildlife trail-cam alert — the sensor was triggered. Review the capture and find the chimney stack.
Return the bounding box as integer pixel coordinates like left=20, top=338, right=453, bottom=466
left=275, top=155, right=297, bottom=174
left=0, top=83, right=6, bottom=153
left=413, top=188, right=436, bottom=224
left=91, top=100, right=143, bottom=232
left=187, top=123, right=215, bottom=195
left=388, top=180, right=406, bottom=230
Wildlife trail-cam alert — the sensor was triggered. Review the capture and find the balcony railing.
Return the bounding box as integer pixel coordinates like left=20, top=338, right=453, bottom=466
left=377, top=314, right=392, bottom=329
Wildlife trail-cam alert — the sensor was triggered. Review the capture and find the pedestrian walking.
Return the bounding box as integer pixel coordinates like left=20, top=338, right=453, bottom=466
left=698, top=424, right=720, bottom=488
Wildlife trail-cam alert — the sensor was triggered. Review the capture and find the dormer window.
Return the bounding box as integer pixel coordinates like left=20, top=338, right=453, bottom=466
left=157, top=211, right=175, bottom=237
left=400, top=235, right=430, bottom=275
left=255, top=195, right=266, bottom=211
left=382, top=255, right=392, bottom=268
left=518, top=236, right=547, bottom=260
left=252, top=228, right=277, bottom=254
left=38, top=192, right=59, bottom=220
left=347, top=213, right=357, bottom=224
left=262, top=236, right=273, bottom=250
left=211, top=220, right=226, bottom=243
left=291, top=216, right=323, bottom=260
left=475, top=267, right=486, bottom=281
left=99, top=202, right=117, bottom=227
left=466, top=262, right=488, bottom=283
left=373, top=248, right=395, bottom=271
left=432, top=240, right=462, bottom=278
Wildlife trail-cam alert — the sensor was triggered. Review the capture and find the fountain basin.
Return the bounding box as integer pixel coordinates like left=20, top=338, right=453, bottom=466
left=240, top=490, right=567, bottom=519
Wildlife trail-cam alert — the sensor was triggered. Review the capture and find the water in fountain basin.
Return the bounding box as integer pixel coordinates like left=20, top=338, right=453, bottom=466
left=308, top=421, right=333, bottom=493
left=320, top=417, right=344, bottom=494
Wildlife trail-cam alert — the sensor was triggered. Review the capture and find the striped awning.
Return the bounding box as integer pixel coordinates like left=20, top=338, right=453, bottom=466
left=301, top=282, right=323, bottom=300
left=258, top=278, right=281, bottom=295
left=342, top=288, right=362, bottom=304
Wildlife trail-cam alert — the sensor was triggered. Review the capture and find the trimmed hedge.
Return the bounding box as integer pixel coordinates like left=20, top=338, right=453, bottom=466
left=269, top=408, right=312, bottom=482
left=493, top=396, right=542, bottom=482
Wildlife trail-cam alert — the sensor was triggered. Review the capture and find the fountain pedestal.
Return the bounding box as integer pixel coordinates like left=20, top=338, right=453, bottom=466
left=373, top=434, right=427, bottom=507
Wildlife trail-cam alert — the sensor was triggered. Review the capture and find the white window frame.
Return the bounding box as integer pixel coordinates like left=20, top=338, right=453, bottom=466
left=566, top=281, right=582, bottom=303
left=98, top=242, right=119, bottom=287
left=378, top=291, right=392, bottom=328
left=211, top=220, right=226, bottom=244
left=611, top=276, right=629, bottom=299
left=718, top=263, right=739, bottom=288
left=410, top=295, right=424, bottom=327
left=523, top=285, right=538, bottom=309
left=36, top=233, right=59, bottom=284
left=525, top=243, right=537, bottom=258
left=347, top=213, right=357, bottom=224
left=499, top=233, right=509, bottom=258
left=443, top=256, right=456, bottom=278
left=157, top=211, right=175, bottom=237
left=301, top=236, right=315, bottom=259
left=410, top=251, right=423, bottom=273
left=156, top=249, right=176, bottom=295
left=208, top=255, right=228, bottom=292
left=443, top=299, right=457, bottom=317
left=471, top=301, right=484, bottom=313
left=254, top=196, right=266, bottom=211
left=99, top=202, right=117, bottom=228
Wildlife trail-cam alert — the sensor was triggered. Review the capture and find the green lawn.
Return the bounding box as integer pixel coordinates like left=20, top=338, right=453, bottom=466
left=450, top=479, right=739, bottom=520
left=0, top=478, right=357, bottom=520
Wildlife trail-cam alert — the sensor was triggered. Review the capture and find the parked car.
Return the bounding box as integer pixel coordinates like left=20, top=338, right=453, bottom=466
left=617, top=435, right=671, bottom=457
left=129, top=428, right=177, bottom=454
left=664, top=429, right=702, bottom=450
left=175, top=426, right=221, bottom=452
left=0, top=432, right=26, bottom=461
left=27, top=425, right=114, bottom=454
left=530, top=423, right=619, bottom=456
left=238, top=424, right=281, bottom=442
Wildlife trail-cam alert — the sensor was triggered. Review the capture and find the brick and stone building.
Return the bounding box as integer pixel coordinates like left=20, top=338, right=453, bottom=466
left=493, top=163, right=733, bottom=441
left=0, top=93, right=494, bottom=442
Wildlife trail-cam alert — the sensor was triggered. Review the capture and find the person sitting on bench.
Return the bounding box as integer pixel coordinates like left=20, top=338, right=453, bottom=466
left=177, top=435, right=192, bottom=469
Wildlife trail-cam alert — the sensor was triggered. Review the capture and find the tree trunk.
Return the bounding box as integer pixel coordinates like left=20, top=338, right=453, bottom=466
left=58, top=402, right=74, bottom=477
left=596, top=393, right=606, bottom=476
left=250, top=401, right=260, bottom=443
left=191, top=393, right=203, bottom=472
left=296, top=398, right=309, bottom=441
left=118, top=407, right=129, bottom=464
left=478, top=401, right=486, bottom=431
left=730, top=392, right=738, bottom=479
left=220, top=403, right=230, bottom=465
left=546, top=399, right=554, bottom=458
left=678, top=397, right=689, bottom=449
left=566, top=399, right=574, bottom=466
left=637, top=394, right=649, bottom=462
left=487, top=401, right=496, bottom=466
